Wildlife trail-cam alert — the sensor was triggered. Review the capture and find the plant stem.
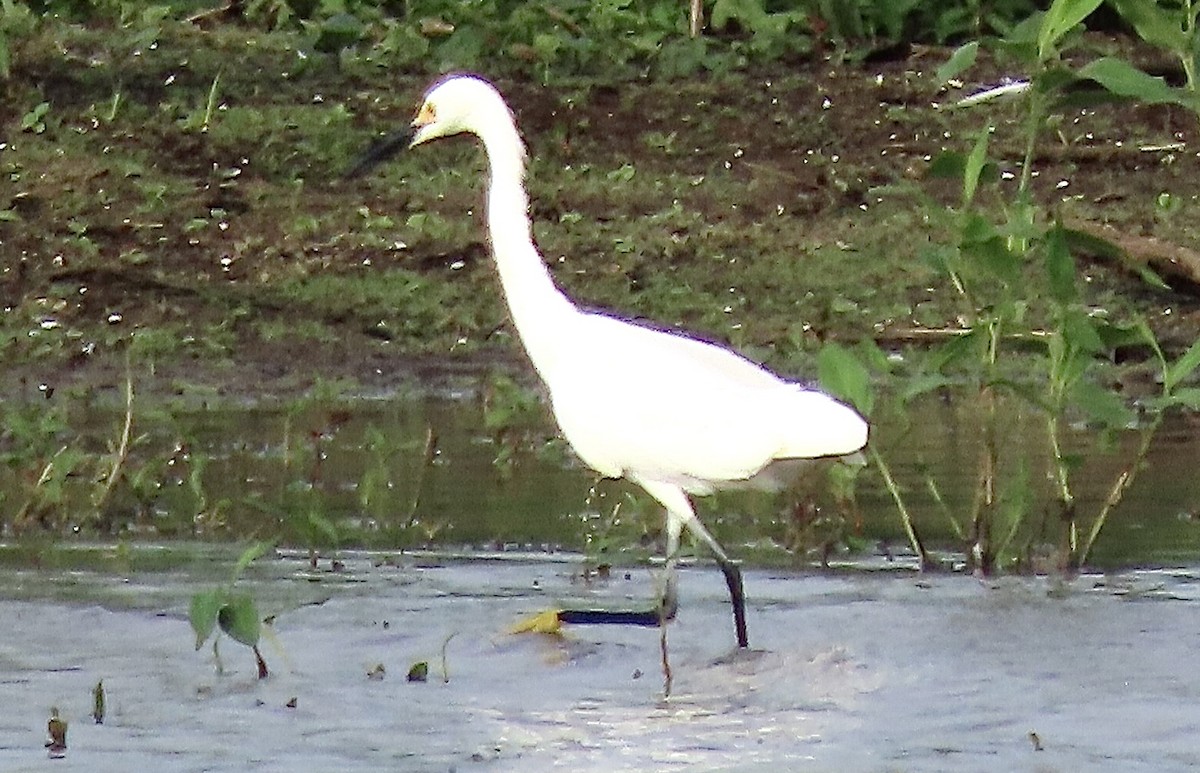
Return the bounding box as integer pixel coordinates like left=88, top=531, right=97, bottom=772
left=870, top=446, right=931, bottom=570
left=1074, top=416, right=1162, bottom=568
left=94, top=364, right=135, bottom=513
left=1018, top=88, right=1046, bottom=197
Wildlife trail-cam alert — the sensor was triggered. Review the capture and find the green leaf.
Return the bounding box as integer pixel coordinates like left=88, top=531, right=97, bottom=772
left=962, top=215, right=1020, bottom=285
left=231, top=541, right=272, bottom=582
left=1166, top=337, right=1200, bottom=394
left=1061, top=309, right=1106, bottom=354
left=1043, top=226, right=1078, bottom=303
left=1107, top=0, right=1187, bottom=53
left=407, top=661, right=430, bottom=682
left=1094, top=318, right=1153, bottom=351
left=218, top=594, right=261, bottom=648
left=936, top=41, right=979, bottom=85
left=1161, top=386, right=1200, bottom=410
left=1071, top=380, right=1134, bottom=428
left=817, top=342, right=873, bottom=416
left=1060, top=226, right=1170, bottom=290
left=855, top=338, right=892, bottom=374
left=962, top=126, right=991, bottom=206
left=711, top=0, right=765, bottom=30
left=900, top=373, right=954, bottom=403
left=1038, top=0, right=1103, bottom=61
left=1077, top=57, right=1190, bottom=106
left=927, top=150, right=966, bottom=180
left=304, top=508, right=341, bottom=548
left=190, top=589, right=224, bottom=650
left=931, top=327, right=986, bottom=372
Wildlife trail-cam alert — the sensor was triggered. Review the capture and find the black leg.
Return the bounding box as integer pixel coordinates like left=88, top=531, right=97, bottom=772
left=659, top=572, right=679, bottom=622
left=717, top=559, right=749, bottom=648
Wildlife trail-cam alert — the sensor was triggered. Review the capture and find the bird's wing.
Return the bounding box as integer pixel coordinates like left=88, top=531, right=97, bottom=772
left=545, top=313, right=866, bottom=488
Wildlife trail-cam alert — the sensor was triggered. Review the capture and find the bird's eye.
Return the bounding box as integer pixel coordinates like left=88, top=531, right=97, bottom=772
left=414, top=101, right=437, bottom=126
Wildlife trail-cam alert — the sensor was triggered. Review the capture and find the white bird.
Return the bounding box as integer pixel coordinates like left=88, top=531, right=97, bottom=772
left=350, top=74, right=869, bottom=649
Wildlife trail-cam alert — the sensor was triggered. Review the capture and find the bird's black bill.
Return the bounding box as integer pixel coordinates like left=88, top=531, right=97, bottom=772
left=344, top=127, right=414, bottom=179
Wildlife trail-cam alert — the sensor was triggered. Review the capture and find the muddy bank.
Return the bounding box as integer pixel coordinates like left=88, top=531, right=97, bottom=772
left=3, top=23, right=1200, bottom=403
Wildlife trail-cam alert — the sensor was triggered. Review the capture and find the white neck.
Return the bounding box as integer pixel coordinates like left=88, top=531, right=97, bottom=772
left=479, top=118, right=577, bottom=380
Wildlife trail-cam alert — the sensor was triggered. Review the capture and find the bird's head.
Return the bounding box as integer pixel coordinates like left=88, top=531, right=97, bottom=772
left=346, top=74, right=510, bottom=178
left=411, top=74, right=507, bottom=145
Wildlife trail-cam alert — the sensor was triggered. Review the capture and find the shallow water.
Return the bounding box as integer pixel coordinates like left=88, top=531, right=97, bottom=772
left=50, top=389, right=1200, bottom=567
left=2, top=549, right=1199, bottom=771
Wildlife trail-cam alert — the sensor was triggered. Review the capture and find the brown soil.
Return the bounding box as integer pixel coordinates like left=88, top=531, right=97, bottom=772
left=2, top=26, right=1199, bottom=403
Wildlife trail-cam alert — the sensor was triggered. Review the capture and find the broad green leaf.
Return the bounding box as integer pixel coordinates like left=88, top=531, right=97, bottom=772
left=711, top=0, right=767, bottom=30
left=1094, top=318, right=1153, bottom=351
left=1060, top=309, right=1106, bottom=355
left=855, top=338, right=892, bottom=374
left=1108, top=0, right=1187, bottom=53
left=1071, top=380, right=1134, bottom=428
left=817, top=343, right=873, bottom=416
left=1043, top=231, right=1079, bottom=303
left=1038, top=0, right=1103, bottom=61
left=817, top=0, right=865, bottom=39
left=936, top=41, right=979, bottom=85
left=962, top=216, right=1020, bottom=285
left=927, top=150, right=966, bottom=180
left=1077, top=57, right=1188, bottom=106
left=190, top=589, right=224, bottom=650
left=217, top=594, right=261, bottom=648
left=1166, top=337, right=1200, bottom=394
left=1061, top=226, right=1170, bottom=290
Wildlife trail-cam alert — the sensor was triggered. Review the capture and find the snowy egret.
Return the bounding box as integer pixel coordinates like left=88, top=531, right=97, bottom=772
left=350, top=74, right=869, bottom=649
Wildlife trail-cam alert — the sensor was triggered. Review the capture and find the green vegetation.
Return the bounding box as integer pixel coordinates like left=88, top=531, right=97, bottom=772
left=817, top=0, right=1200, bottom=574
left=190, top=540, right=273, bottom=677
left=0, top=0, right=1197, bottom=578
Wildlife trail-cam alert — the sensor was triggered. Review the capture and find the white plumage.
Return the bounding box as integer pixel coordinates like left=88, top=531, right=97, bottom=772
left=355, top=74, right=869, bottom=648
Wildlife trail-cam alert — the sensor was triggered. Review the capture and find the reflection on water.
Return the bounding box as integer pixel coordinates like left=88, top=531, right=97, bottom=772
left=40, top=389, right=1200, bottom=569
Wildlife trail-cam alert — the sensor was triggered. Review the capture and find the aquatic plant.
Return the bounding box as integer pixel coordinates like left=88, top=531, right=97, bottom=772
left=189, top=541, right=273, bottom=678
left=853, top=0, right=1200, bottom=573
